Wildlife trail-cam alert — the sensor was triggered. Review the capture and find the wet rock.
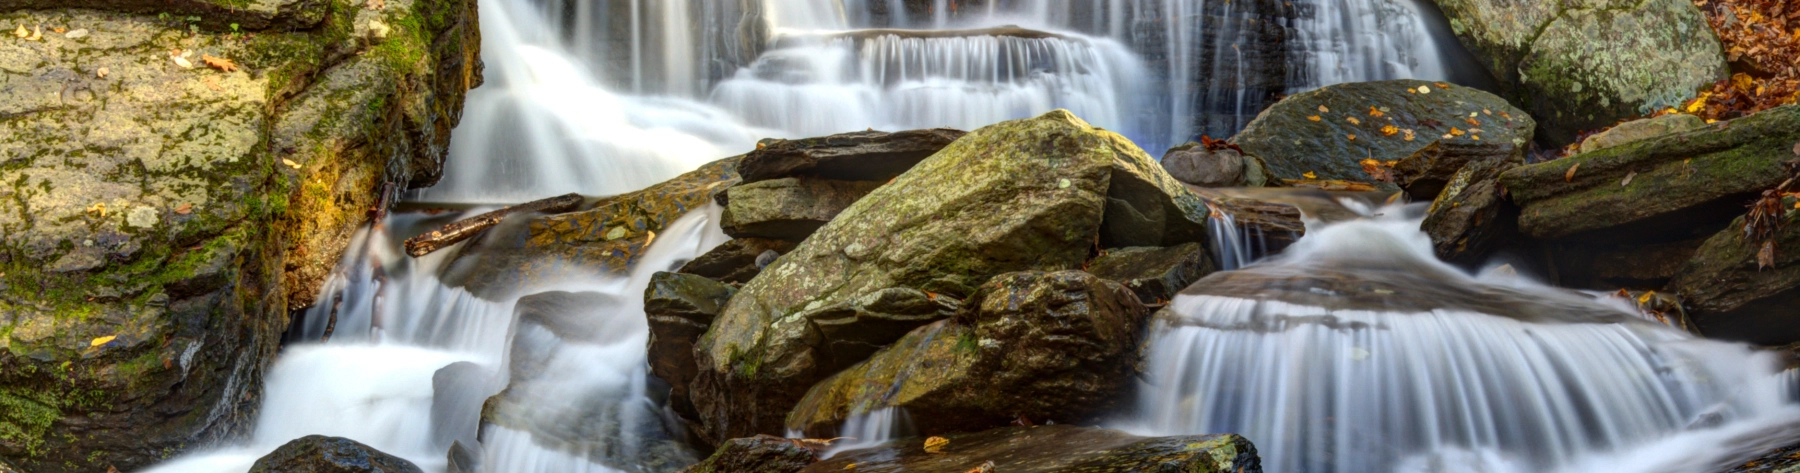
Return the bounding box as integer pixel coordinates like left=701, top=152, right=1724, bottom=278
left=738, top=128, right=966, bottom=183
left=1502, top=105, right=1800, bottom=243
left=678, top=435, right=820, bottom=473
left=1162, top=143, right=1247, bottom=187
left=787, top=271, right=1147, bottom=437
left=1088, top=243, right=1215, bottom=304
left=1549, top=238, right=1706, bottom=289
left=1433, top=0, right=1726, bottom=144
left=431, top=362, right=490, bottom=454
left=645, top=272, right=738, bottom=430
left=1578, top=114, right=1707, bottom=155
left=1101, top=135, right=1220, bottom=249
left=514, top=291, right=626, bottom=344
left=802, top=425, right=1261, bottom=473
left=691, top=110, right=1125, bottom=443
left=1394, top=139, right=1523, bottom=201
left=0, top=0, right=481, bottom=469
left=1421, top=156, right=1523, bottom=265
left=677, top=238, right=798, bottom=284
left=248, top=435, right=423, bottom=473
left=1721, top=438, right=1800, bottom=473
left=720, top=178, right=884, bottom=241
left=446, top=441, right=477, bottom=473
left=1668, top=212, right=1800, bottom=345
left=1186, top=187, right=1318, bottom=258
left=1232, top=80, right=1534, bottom=186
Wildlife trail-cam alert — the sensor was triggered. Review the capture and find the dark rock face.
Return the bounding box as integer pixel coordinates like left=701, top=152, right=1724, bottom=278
left=645, top=272, right=738, bottom=434
left=737, top=128, right=966, bottom=184
left=1421, top=155, right=1523, bottom=265
left=1232, top=80, right=1534, bottom=187
left=678, top=238, right=798, bottom=284
left=1668, top=213, right=1800, bottom=345
left=787, top=271, right=1148, bottom=437
left=1087, top=243, right=1216, bottom=304
left=803, top=425, right=1261, bottom=473
left=678, top=435, right=820, bottom=473
left=721, top=178, right=884, bottom=240
left=248, top=435, right=424, bottom=473
left=1549, top=238, right=1706, bottom=290
left=1502, top=105, right=1800, bottom=243
left=0, top=0, right=481, bottom=469
left=1395, top=139, right=1523, bottom=202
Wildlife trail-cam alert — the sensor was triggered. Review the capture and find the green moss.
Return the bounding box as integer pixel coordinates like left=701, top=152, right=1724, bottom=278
left=0, top=388, right=63, bottom=456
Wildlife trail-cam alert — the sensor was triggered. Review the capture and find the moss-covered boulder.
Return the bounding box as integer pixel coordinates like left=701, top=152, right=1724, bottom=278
left=1161, top=144, right=1269, bottom=188
left=1667, top=209, right=1800, bottom=345
left=247, top=435, right=422, bottom=473
left=690, top=110, right=1146, bottom=443
left=1577, top=114, right=1706, bottom=155
left=678, top=435, right=820, bottom=473
left=1501, top=105, right=1800, bottom=243
left=786, top=271, right=1147, bottom=437
left=1431, top=0, right=1726, bottom=144
left=1232, top=80, right=1534, bottom=187
left=0, top=0, right=479, bottom=469
left=802, top=425, right=1261, bottom=473
left=720, top=178, right=883, bottom=241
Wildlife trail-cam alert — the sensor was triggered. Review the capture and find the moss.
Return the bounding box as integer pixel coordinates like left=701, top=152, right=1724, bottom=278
left=0, top=388, right=63, bottom=457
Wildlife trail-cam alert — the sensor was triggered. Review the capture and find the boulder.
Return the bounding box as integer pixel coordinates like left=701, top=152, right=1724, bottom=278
left=1087, top=243, right=1215, bottom=304
left=677, top=238, right=798, bottom=284
left=802, top=425, right=1261, bottom=473
left=1432, top=0, right=1726, bottom=144
left=738, top=128, right=966, bottom=183
left=1578, top=114, right=1707, bottom=155
left=514, top=291, right=626, bottom=344
left=1421, top=155, right=1523, bottom=265
left=1502, top=105, right=1800, bottom=243
left=446, top=441, right=477, bottom=473
left=1394, top=139, right=1523, bottom=201
left=645, top=272, right=737, bottom=430
left=1232, top=80, right=1534, bottom=186
left=1668, top=211, right=1800, bottom=345
left=787, top=271, right=1147, bottom=437
left=0, top=0, right=480, bottom=469
left=1162, top=143, right=1250, bottom=187
left=678, top=435, right=820, bottom=473
left=691, top=110, right=1146, bottom=442
left=248, top=435, right=423, bottom=473
left=720, top=178, right=884, bottom=241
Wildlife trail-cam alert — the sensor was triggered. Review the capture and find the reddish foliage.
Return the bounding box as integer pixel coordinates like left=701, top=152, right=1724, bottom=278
left=1675, top=0, right=1800, bottom=121
left=1199, top=135, right=1243, bottom=154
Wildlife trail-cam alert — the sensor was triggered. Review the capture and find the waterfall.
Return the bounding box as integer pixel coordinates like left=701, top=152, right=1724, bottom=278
left=1119, top=209, right=1800, bottom=473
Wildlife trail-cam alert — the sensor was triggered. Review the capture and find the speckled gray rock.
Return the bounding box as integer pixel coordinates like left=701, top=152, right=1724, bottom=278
left=720, top=178, right=884, bottom=241
left=1577, top=114, right=1707, bottom=155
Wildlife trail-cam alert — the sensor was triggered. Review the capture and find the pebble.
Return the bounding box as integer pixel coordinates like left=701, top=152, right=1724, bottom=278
left=65, top=28, right=88, bottom=39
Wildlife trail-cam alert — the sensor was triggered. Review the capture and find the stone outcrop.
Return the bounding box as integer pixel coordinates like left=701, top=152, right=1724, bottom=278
left=1431, top=0, right=1726, bottom=144
left=1502, top=105, right=1800, bottom=243
left=0, top=0, right=480, bottom=469
left=1578, top=114, right=1707, bottom=155
left=1087, top=243, right=1215, bottom=304
left=1421, top=154, right=1523, bottom=265
left=1668, top=211, right=1800, bottom=345
left=247, top=435, right=423, bottom=473
left=1161, top=143, right=1269, bottom=188
left=677, top=238, right=797, bottom=285
left=1232, top=80, right=1534, bottom=187
left=737, top=129, right=965, bottom=184
left=787, top=271, right=1147, bottom=437
left=645, top=272, right=737, bottom=441
left=720, top=178, right=883, bottom=241
left=676, top=435, right=820, bottom=473
left=802, top=425, right=1262, bottom=473
left=1394, top=139, right=1523, bottom=202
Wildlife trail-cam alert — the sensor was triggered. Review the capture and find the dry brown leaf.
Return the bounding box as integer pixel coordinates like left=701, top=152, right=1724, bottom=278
left=1565, top=163, right=1580, bottom=182
left=175, top=203, right=193, bottom=215
left=1466, top=118, right=1482, bottom=127
left=202, top=55, right=238, bottom=72
left=1758, top=240, right=1776, bottom=270
left=1621, top=171, right=1637, bottom=187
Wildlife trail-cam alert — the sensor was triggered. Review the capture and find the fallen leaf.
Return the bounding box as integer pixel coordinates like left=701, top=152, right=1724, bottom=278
left=1380, top=125, right=1399, bottom=136
left=1418, top=85, right=1432, bottom=94
left=1303, top=171, right=1319, bottom=179
left=1466, top=118, right=1482, bottom=127
left=172, top=54, right=194, bottom=69
left=1758, top=240, right=1776, bottom=270
left=1318, top=105, right=1330, bottom=113
left=90, top=335, right=116, bottom=347
left=1369, top=106, right=1385, bottom=118
left=1483, top=109, right=1492, bottom=115
left=204, top=75, right=221, bottom=91
left=961, top=460, right=997, bottom=473
left=1449, top=127, right=1466, bottom=136
left=1307, top=115, right=1322, bottom=122
left=281, top=158, right=302, bottom=169
left=96, top=66, right=109, bottom=78
left=87, top=202, right=107, bottom=217
left=1621, top=171, right=1637, bottom=187
left=1565, top=163, right=1580, bottom=182
left=367, top=0, right=385, bottom=9
left=1434, top=82, right=1451, bottom=89
left=202, top=55, right=237, bottom=72
left=644, top=229, right=657, bottom=247
left=924, top=436, right=950, bottom=454
left=1402, top=129, right=1416, bottom=141
left=175, top=203, right=193, bottom=215
left=1347, top=134, right=1357, bottom=141
left=25, top=25, right=40, bottom=41
left=51, top=27, right=64, bottom=34
left=1346, top=117, right=1361, bottom=125
left=12, top=24, right=26, bottom=38
left=65, top=28, right=88, bottom=39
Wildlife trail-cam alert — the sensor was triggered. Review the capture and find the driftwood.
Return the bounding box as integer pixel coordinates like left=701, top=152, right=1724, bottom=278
left=402, top=193, right=584, bottom=257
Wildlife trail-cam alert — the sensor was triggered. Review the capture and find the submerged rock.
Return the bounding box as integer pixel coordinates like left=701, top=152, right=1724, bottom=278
left=803, top=425, right=1261, bottom=473
left=248, top=435, right=424, bottom=473
left=645, top=272, right=738, bottom=434
left=691, top=110, right=1130, bottom=443
left=1668, top=212, right=1800, bottom=345
left=677, top=238, right=798, bottom=284
left=678, top=435, right=820, bottom=473
left=1421, top=155, right=1523, bottom=265
left=0, top=0, right=481, bottom=469
left=738, top=128, right=966, bottom=183
left=1232, top=80, right=1533, bottom=186
left=1087, top=243, right=1216, bottom=304
left=787, top=271, right=1147, bottom=437
left=720, top=178, right=884, bottom=241
left=1502, top=105, right=1800, bottom=243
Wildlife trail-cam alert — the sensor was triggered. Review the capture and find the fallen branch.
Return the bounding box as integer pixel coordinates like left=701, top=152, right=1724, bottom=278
left=403, top=193, right=584, bottom=257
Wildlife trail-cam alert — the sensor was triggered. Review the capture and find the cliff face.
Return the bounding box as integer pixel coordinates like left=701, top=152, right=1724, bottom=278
left=0, top=0, right=480, bottom=470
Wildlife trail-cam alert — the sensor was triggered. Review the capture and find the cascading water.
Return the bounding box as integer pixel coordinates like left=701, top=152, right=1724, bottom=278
left=1119, top=207, right=1800, bottom=473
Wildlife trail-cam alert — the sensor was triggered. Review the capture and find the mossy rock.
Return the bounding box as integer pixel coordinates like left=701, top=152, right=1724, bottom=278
left=0, top=0, right=480, bottom=469
left=1667, top=210, right=1800, bottom=345
left=678, top=435, right=819, bottom=473
left=802, top=425, right=1261, bottom=473
left=247, top=435, right=422, bottom=473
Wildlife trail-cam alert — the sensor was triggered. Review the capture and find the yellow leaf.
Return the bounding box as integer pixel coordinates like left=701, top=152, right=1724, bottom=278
left=1346, top=117, right=1361, bottom=125
left=1449, top=127, right=1466, bottom=136
left=1418, top=86, right=1432, bottom=94
left=282, top=158, right=302, bottom=169
left=1380, top=125, right=1399, bottom=136
left=1402, top=129, right=1416, bottom=141
left=1565, top=163, right=1580, bottom=182
left=1687, top=92, right=1710, bottom=113
left=1307, top=115, right=1322, bottom=122
left=924, top=436, right=950, bottom=454
left=202, top=55, right=238, bottom=72
left=1303, top=171, right=1318, bottom=179
left=1347, top=134, right=1356, bottom=141
left=87, top=202, right=107, bottom=217
left=1318, top=105, right=1330, bottom=113
left=90, top=335, right=116, bottom=347
left=1368, top=106, right=1385, bottom=118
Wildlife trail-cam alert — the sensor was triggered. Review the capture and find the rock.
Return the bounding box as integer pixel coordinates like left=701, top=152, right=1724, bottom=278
left=1668, top=212, right=1800, bottom=345
left=1720, top=439, right=1800, bottom=473
left=738, top=128, right=966, bottom=183
left=1502, top=105, right=1800, bottom=243
left=1185, top=187, right=1317, bottom=259
left=1433, top=0, right=1726, bottom=144
left=0, top=0, right=481, bottom=469
left=1548, top=238, right=1706, bottom=289
left=1232, top=80, right=1534, bottom=186
left=1087, top=243, right=1215, bottom=304
left=248, top=435, right=424, bottom=473
left=1100, top=135, right=1219, bottom=249
left=514, top=291, right=628, bottom=344
left=1421, top=155, right=1523, bottom=265
left=720, top=178, right=884, bottom=241
left=1394, top=139, right=1523, bottom=201
left=678, top=435, right=820, bottom=473
left=645, top=272, right=737, bottom=431
left=446, top=441, right=477, bottom=473
left=430, top=362, right=489, bottom=453
left=1578, top=114, right=1708, bottom=155
left=690, top=110, right=1127, bottom=443
left=1162, top=143, right=1246, bottom=187
left=677, top=238, right=798, bottom=284
left=787, top=271, right=1147, bottom=437
left=802, top=425, right=1261, bottom=473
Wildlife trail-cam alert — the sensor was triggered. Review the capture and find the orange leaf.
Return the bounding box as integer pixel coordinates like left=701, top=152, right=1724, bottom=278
left=1346, top=117, right=1361, bottom=125
left=1308, top=115, right=1322, bottom=122
left=1318, top=105, right=1330, bottom=113
left=1380, top=125, right=1399, bottom=136
left=202, top=55, right=238, bottom=72
left=1565, top=163, right=1580, bottom=182
left=1368, top=106, right=1385, bottom=118
left=1465, top=118, right=1481, bottom=127
left=1434, top=82, right=1451, bottom=89
left=175, top=203, right=193, bottom=215
left=1449, top=127, right=1466, bottom=136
